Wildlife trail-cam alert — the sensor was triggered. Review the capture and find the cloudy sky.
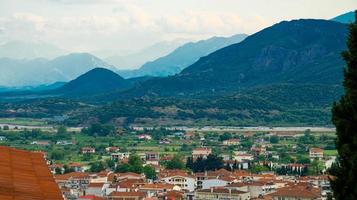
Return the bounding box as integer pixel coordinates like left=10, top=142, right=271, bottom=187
left=0, top=0, right=355, bottom=54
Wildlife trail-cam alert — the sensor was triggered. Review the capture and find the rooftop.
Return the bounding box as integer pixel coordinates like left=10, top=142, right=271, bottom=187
left=0, top=146, right=63, bottom=200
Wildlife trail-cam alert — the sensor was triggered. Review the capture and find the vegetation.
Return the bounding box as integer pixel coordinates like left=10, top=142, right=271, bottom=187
left=330, top=11, right=357, bottom=200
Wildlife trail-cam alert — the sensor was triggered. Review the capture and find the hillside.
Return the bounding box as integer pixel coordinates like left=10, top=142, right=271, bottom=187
left=332, top=11, right=355, bottom=24
left=118, top=19, right=347, bottom=96
left=117, top=34, right=247, bottom=78
left=57, top=68, right=129, bottom=95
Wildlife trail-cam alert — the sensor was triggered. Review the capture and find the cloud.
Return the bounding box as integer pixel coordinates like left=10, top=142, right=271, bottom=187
left=0, top=1, right=262, bottom=52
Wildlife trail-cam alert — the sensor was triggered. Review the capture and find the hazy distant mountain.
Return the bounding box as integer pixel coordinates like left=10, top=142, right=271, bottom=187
left=0, top=41, right=67, bottom=59
left=57, top=68, right=129, bottom=95
left=0, top=53, right=116, bottom=87
left=332, top=11, right=355, bottom=24
left=117, top=34, right=248, bottom=78
left=115, top=19, right=347, bottom=97
left=104, top=40, right=187, bottom=69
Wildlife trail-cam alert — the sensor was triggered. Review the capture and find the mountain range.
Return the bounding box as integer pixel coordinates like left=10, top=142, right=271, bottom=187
left=104, top=40, right=187, bottom=69
left=110, top=19, right=347, bottom=97
left=332, top=11, right=356, bottom=23
left=117, top=34, right=248, bottom=78
left=0, top=41, right=67, bottom=60
left=0, top=53, right=116, bottom=87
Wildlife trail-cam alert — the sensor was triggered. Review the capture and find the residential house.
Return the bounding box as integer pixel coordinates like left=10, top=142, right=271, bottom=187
left=195, top=188, right=250, bottom=200
left=159, top=169, right=196, bottom=192
left=108, top=191, right=146, bottom=200
left=111, top=152, right=130, bottom=161
left=270, top=183, right=321, bottom=200
left=309, top=148, right=324, bottom=160
left=192, top=147, right=212, bottom=160
left=82, top=147, right=96, bottom=154
left=223, top=139, right=240, bottom=146
left=86, top=182, right=106, bottom=197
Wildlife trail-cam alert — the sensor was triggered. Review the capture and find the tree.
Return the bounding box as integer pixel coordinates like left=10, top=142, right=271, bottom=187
left=330, top=11, right=357, bottom=200
left=269, top=135, right=279, bottom=144
left=90, top=162, right=105, bottom=172
left=143, top=165, right=156, bottom=180
left=50, top=150, right=65, bottom=160
left=166, top=155, right=185, bottom=169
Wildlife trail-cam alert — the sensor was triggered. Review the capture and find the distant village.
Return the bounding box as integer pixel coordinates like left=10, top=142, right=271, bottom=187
left=0, top=124, right=336, bottom=200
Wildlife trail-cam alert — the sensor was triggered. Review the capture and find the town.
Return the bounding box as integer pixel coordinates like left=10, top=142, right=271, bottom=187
left=0, top=124, right=336, bottom=200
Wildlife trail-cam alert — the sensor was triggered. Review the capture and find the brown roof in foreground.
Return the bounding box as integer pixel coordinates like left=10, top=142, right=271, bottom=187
left=0, top=146, right=63, bottom=200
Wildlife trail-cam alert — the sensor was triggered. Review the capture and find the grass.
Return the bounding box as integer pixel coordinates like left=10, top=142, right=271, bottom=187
left=0, top=118, right=47, bottom=126
left=324, top=150, right=338, bottom=156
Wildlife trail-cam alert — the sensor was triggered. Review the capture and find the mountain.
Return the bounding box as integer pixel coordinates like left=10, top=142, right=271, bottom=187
left=332, top=11, right=355, bottom=24
left=57, top=68, right=129, bottom=95
left=0, top=53, right=116, bottom=87
left=104, top=40, right=187, bottom=69
left=117, top=34, right=248, bottom=78
left=0, top=41, right=66, bottom=59
left=118, top=19, right=347, bottom=96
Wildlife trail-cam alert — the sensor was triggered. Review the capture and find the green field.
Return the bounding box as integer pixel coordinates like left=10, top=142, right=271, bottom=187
left=0, top=118, right=47, bottom=126
left=324, top=150, right=338, bottom=156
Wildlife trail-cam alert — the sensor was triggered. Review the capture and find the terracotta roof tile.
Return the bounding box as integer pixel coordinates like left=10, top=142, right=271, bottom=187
left=0, top=146, right=63, bottom=200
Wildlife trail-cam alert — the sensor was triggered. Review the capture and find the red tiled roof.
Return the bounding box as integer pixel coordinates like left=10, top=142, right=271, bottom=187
left=270, top=185, right=320, bottom=199
left=0, top=146, right=63, bottom=200
left=55, top=172, right=89, bottom=181
left=109, top=191, right=146, bottom=197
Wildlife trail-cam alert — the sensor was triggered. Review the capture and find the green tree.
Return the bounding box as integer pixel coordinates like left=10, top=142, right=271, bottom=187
left=166, top=155, right=185, bottom=169
left=330, top=11, right=357, bottom=200
left=50, top=150, right=65, bottom=160
left=143, top=165, right=156, bottom=180
left=269, top=135, right=279, bottom=144
left=90, top=161, right=105, bottom=172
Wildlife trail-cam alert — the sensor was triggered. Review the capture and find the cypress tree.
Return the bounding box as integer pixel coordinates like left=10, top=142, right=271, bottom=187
left=330, top=10, right=357, bottom=200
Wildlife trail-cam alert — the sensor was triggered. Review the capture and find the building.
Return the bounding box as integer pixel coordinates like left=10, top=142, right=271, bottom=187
left=106, top=146, right=120, bottom=153
left=111, top=152, right=130, bottom=161
left=270, top=184, right=321, bottom=200
left=223, top=139, right=240, bottom=146
left=309, top=148, right=324, bottom=160
left=0, top=146, right=63, bottom=200
left=108, top=191, right=146, bottom=200
left=192, top=147, right=212, bottom=160
left=86, top=182, right=106, bottom=197
left=138, top=183, right=176, bottom=198
left=82, top=147, right=96, bottom=154
left=195, top=188, right=250, bottom=200
left=69, top=162, right=84, bottom=172
left=145, top=152, right=160, bottom=165
left=31, top=140, right=50, bottom=146
left=233, top=151, right=254, bottom=162
left=159, top=170, right=196, bottom=192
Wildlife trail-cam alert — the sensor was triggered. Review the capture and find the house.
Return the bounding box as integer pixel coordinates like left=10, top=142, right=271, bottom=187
left=159, top=169, right=196, bottom=192
left=56, top=140, right=74, bottom=145
left=270, top=183, right=321, bottom=200
left=49, top=163, right=64, bottom=174
left=69, top=162, right=84, bottom=172
left=138, top=183, right=176, bottom=197
left=138, top=134, right=152, bottom=140
left=55, top=171, right=90, bottom=198
left=82, top=147, right=96, bottom=154
left=86, top=182, right=106, bottom=197
left=79, top=195, right=106, bottom=200
left=195, top=188, right=250, bottom=200
left=0, top=136, right=7, bottom=141
left=195, top=169, right=234, bottom=189
left=31, top=140, right=50, bottom=146
left=309, top=148, right=324, bottom=160
left=111, top=152, right=130, bottom=161
left=233, top=151, right=254, bottom=162
left=192, top=147, right=212, bottom=160
left=106, top=147, right=120, bottom=153
left=108, top=191, right=146, bottom=200
left=145, top=152, right=160, bottom=165
left=225, top=181, right=277, bottom=198
left=0, top=146, right=63, bottom=200
left=223, top=139, right=240, bottom=146
left=251, top=145, right=267, bottom=156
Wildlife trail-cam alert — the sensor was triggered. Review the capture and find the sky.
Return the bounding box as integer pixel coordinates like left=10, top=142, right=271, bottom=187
left=0, top=0, right=356, bottom=54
